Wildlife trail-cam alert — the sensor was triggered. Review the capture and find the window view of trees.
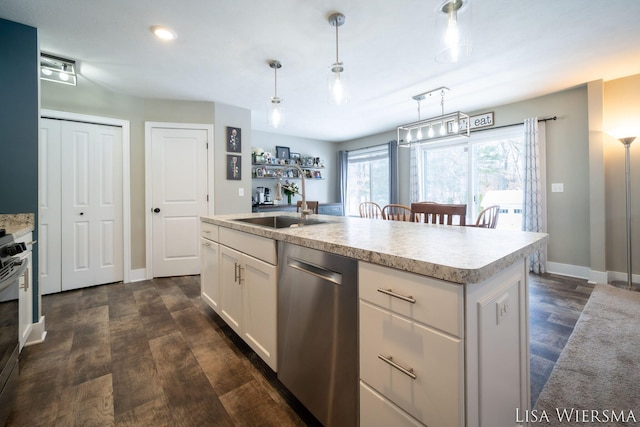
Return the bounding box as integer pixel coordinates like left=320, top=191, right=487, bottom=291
left=346, top=146, right=389, bottom=216
left=419, top=129, right=524, bottom=229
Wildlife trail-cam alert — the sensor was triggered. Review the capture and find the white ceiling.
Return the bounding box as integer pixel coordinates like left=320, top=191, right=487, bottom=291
left=2, top=0, right=640, bottom=142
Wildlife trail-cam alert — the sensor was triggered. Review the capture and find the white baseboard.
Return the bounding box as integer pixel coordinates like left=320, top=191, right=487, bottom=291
left=607, top=270, right=640, bottom=285
left=546, top=262, right=590, bottom=280
left=128, top=268, right=147, bottom=283
left=588, top=270, right=608, bottom=285
left=25, top=316, right=47, bottom=346
left=545, top=262, right=639, bottom=286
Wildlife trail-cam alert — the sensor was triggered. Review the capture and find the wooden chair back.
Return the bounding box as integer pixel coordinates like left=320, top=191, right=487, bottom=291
left=382, top=204, right=412, bottom=221
left=474, top=205, right=500, bottom=228
left=359, top=202, right=383, bottom=219
left=410, top=202, right=467, bottom=226
left=297, top=200, right=319, bottom=214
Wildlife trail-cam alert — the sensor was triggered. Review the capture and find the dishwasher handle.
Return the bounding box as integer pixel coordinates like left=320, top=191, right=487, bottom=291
left=287, top=256, right=342, bottom=285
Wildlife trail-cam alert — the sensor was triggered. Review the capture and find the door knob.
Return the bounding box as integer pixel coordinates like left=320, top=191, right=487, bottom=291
left=80, top=212, right=84, bottom=216
left=153, top=208, right=161, bottom=213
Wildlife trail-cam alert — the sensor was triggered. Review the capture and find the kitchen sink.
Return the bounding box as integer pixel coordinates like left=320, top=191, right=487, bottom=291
left=233, top=216, right=331, bottom=229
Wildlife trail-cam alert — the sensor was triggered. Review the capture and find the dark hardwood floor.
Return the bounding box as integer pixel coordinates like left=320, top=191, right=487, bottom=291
left=7, top=272, right=592, bottom=426
left=528, top=272, right=593, bottom=406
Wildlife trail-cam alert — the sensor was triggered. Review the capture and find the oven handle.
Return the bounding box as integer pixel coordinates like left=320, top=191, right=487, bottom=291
left=0, top=259, right=28, bottom=293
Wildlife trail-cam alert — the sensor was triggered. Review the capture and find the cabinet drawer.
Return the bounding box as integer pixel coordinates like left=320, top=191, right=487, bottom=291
left=359, top=301, right=463, bottom=427
left=219, top=227, right=276, bottom=265
left=200, top=221, right=219, bottom=242
left=360, top=381, right=423, bottom=427
left=359, top=262, right=462, bottom=337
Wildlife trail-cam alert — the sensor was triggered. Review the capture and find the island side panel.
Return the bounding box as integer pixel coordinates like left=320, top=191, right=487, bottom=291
left=464, top=258, right=530, bottom=427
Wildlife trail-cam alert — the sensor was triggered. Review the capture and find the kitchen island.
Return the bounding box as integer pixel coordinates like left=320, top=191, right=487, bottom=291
left=200, top=212, right=548, bottom=427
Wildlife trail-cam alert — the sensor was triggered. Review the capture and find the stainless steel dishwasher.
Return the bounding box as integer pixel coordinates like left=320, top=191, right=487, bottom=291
left=277, top=242, right=358, bottom=427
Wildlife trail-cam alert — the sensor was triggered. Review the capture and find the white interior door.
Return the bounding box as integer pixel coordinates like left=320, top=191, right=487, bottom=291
left=60, top=121, right=123, bottom=290
left=39, top=118, right=62, bottom=295
left=151, top=127, right=209, bottom=277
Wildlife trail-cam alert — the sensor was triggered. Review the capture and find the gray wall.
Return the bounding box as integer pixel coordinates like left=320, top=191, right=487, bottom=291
left=337, top=86, right=591, bottom=272
left=251, top=131, right=338, bottom=204
left=42, top=77, right=259, bottom=269
left=0, top=18, right=39, bottom=319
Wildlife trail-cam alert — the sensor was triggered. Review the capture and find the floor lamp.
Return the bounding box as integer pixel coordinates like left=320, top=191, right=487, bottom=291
left=609, top=132, right=636, bottom=289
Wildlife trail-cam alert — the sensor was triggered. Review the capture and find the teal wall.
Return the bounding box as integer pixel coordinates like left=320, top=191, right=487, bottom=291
left=0, top=18, right=39, bottom=319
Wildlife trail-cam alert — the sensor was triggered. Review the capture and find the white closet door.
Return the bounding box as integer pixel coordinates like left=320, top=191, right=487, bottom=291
left=151, top=127, right=208, bottom=277
left=61, top=121, right=123, bottom=290
left=39, top=118, right=62, bottom=295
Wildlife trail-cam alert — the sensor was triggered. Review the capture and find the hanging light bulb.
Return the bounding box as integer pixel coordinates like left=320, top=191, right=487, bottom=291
left=428, top=124, right=435, bottom=138
left=268, top=60, right=284, bottom=129
left=328, top=13, right=349, bottom=105
left=435, top=0, right=472, bottom=63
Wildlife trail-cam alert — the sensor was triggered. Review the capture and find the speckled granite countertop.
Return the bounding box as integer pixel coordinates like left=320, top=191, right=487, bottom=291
left=202, top=212, right=548, bottom=285
left=0, top=213, right=35, bottom=239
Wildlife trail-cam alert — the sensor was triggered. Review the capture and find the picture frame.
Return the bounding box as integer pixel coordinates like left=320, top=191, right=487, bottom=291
left=275, top=146, right=290, bottom=160
left=255, top=167, right=264, bottom=178
left=289, top=152, right=301, bottom=164
left=227, top=155, right=241, bottom=180
left=227, top=127, right=241, bottom=152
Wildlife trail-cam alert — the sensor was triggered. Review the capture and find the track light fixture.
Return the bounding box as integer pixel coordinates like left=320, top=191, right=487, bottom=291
left=40, top=53, right=77, bottom=86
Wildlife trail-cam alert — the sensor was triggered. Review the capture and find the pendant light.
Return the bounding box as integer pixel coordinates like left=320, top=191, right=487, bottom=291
left=328, top=12, right=349, bottom=105
left=268, top=60, right=284, bottom=128
left=435, top=0, right=472, bottom=63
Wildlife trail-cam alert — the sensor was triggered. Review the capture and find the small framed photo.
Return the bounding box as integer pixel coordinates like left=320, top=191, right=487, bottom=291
left=255, top=168, right=264, bottom=178
left=227, top=155, right=241, bottom=180
left=227, top=127, right=241, bottom=152
left=275, top=146, right=290, bottom=160
left=290, top=152, right=301, bottom=164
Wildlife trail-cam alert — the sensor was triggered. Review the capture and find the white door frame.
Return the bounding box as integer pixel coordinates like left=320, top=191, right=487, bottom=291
left=144, top=122, right=215, bottom=280
left=40, top=109, right=132, bottom=283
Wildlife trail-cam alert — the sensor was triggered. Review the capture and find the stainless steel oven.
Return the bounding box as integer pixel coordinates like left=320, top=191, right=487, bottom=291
left=0, top=231, right=28, bottom=426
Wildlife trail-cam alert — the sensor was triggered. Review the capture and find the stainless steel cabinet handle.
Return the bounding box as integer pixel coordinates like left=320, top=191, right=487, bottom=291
left=234, top=263, right=240, bottom=283
left=378, top=354, right=417, bottom=380
left=377, top=288, right=416, bottom=304
left=287, top=257, right=342, bottom=285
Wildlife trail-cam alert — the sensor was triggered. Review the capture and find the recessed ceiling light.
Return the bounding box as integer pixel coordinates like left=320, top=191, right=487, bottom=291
left=151, top=26, right=177, bottom=41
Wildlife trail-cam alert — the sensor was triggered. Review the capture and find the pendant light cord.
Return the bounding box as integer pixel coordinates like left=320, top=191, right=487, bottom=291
left=335, top=23, right=340, bottom=63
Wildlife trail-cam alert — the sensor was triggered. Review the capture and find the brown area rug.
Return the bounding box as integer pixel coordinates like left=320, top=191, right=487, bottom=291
left=533, top=284, right=640, bottom=426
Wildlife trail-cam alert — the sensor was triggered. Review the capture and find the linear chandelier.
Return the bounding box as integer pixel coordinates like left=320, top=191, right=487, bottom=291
left=397, top=87, right=469, bottom=147
left=40, top=52, right=77, bottom=86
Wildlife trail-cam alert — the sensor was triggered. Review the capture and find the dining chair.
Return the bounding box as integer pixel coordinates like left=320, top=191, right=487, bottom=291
left=410, top=202, right=467, bottom=225
left=359, top=202, right=383, bottom=219
left=473, top=205, right=500, bottom=228
left=297, top=200, right=319, bottom=214
left=382, top=204, right=412, bottom=221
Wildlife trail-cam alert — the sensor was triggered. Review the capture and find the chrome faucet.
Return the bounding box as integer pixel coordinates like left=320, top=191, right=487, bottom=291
left=276, top=164, right=311, bottom=219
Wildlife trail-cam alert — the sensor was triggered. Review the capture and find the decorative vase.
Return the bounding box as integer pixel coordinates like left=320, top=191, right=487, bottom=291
left=287, top=194, right=292, bottom=204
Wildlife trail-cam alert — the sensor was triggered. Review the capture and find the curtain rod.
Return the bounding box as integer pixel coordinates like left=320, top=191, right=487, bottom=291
left=471, top=115, right=557, bottom=134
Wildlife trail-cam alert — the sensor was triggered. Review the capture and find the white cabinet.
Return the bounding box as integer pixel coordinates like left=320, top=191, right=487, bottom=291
left=15, top=233, right=33, bottom=351
left=358, top=260, right=530, bottom=427
left=200, top=222, right=220, bottom=314
left=219, top=245, right=243, bottom=334
left=206, top=225, right=278, bottom=371
left=359, top=262, right=464, bottom=427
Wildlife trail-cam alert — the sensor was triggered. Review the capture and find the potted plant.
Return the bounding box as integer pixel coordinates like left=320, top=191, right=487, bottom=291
left=282, top=180, right=299, bottom=205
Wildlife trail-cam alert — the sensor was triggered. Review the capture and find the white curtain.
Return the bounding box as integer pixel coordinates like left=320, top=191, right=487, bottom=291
left=522, top=118, right=547, bottom=273
left=409, top=145, right=423, bottom=203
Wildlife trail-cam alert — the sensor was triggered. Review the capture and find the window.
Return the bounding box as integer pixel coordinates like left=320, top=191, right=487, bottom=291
left=345, top=145, right=390, bottom=216
left=415, top=127, right=524, bottom=229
